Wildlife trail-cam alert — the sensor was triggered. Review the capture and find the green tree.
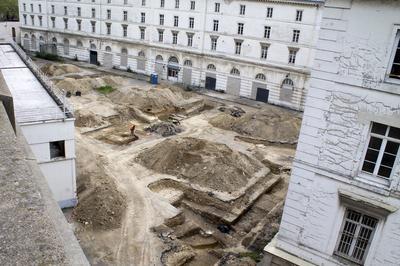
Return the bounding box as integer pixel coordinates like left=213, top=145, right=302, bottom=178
left=0, top=0, right=19, bottom=21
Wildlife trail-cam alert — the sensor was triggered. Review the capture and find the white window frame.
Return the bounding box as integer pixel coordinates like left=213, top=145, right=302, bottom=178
left=237, top=23, right=244, bottom=35
left=264, top=26, right=271, bottom=39
left=187, top=33, right=193, bottom=47
left=239, top=5, right=246, bottom=15
left=158, top=30, right=164, bottom=42
left=141, top=12, right=146, bottom=23
left=266, top=7, right=273, bottom=18
left=159, top=14, right=164, bottom=25
left=190, top=1, right=195, bottom=10
left=210, top=37, right=217, bottom=51
left=292, top=29, right=300, bottom=43
left=385, top=28, right=400, bottom=84
left=296, top=10, right=303, bottom=22
left=213, top=20, right=219, bottom=32
left=189, top=17, right=194, bottom=29
left=334, top=207, right=380, bottom=265
left=123, top=11, right=128, bottom=21
left=174, top=16, right=179, bottom=27
left=215, top=3, right=220, bottom=13
left=359, top=122, right=400, bottom=185
left=288, top=48, right=297, bottom=64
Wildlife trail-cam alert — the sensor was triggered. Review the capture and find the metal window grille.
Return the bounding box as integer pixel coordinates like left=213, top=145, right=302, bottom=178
left=336, top=209, right=378, bottom=264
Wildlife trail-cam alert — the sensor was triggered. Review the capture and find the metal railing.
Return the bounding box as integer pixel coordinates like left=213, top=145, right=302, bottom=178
left=8, top=41, right=74, bottom=119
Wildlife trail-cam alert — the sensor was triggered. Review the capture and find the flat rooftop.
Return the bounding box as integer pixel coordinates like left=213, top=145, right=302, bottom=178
left=0, top=44, right=65, bottom=123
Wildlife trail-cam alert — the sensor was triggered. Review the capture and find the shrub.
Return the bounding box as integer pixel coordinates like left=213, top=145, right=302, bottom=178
left=35, top=51, right=62, bottom=62
left=239, top=252, right=263, bottom=263
left=95, top=85, right=114, bottom=94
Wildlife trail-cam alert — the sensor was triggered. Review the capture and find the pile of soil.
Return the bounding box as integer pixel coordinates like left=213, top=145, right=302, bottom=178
left=145, top=121, right=183, bottom=137
left=136, top=137, right=263, bottom=193
left=74, top=109, right=106, bottom=128
left=73, top=143, right=126, bottom=230
left=41, top=63, right=81, bottom=76
left=54, top=75, right=127, bottom=94
left=209, top=106, right=301, bottom=143
left=109, top=87, right=205, bottom=117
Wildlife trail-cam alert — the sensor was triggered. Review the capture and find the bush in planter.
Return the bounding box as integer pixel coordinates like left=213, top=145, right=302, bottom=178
left=35, top=51, right=62, bottom=61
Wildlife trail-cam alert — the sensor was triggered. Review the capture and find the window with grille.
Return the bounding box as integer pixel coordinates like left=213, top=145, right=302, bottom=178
left=174, top=16, right=179, bottom=27
left=296, top=10, right=303, bottom=21
left=288, top=49, right=297, bottom=64
left=266, top=7, right=273, bottom=18
left=159, top=14, right=164, bottom=25
left=106, top=23, right=111, bottom=35
left=264, top=26, right=271, bottom=39
left=158, top=30, right=164, bottom=42
left=362, top=122, right=400, bottom=179
left=237, top=23, right=244, bottom=35
left=172, top=32, right=178, bottom=44
left=140, top=27, right=145, bottom=40
left=261, top=45, right=268, bottom=59
left=292, top=30, right=300, bottom=43
left=240, top=5, right=246, bottom=15
left=187, top=34, right=193, bottom=47
left=189, top=17, right=194, bottom=28
left=215, top=3, right=220, bottom=12
left=235, top=41, right=242, bottom=55
left=335, top=209, right=378, bottom=264
left=389, top=30, right=400, bottom=80
left=213, top=20, right=219, bottom=32
left=211, top=37, right=217, bottom=51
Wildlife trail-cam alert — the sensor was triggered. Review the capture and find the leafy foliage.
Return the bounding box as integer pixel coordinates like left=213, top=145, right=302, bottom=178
left=0, top=0, right=18, bottom=21
left=95, top=85, right=115, bottom=94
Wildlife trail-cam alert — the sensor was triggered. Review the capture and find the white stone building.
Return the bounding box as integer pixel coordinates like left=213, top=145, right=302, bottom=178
left=0, top=43, right=77, bottom=208
left=19, top=0, right=323, bottom=110
left=264, top=0, right=400, bottom=265
left=0, top=21, right=21, bottom=43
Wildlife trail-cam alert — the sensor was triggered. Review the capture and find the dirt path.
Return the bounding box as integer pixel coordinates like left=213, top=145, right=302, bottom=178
left=76, top=132, right=178, bottom=265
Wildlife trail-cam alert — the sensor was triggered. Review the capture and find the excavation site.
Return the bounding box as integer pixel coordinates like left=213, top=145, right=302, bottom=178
left=37, top=60, right=302, bottom=266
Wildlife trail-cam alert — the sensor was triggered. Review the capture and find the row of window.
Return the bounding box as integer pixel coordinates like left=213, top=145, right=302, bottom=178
left=22, top=2, right=304, bottom=21
left=23, top=13, right=302, bottom=45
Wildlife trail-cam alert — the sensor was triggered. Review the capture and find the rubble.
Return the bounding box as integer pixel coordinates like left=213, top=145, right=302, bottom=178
left=145, top=121, right=183, bottom=137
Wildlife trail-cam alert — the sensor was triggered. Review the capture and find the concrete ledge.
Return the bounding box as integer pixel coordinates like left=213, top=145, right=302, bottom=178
left=263, top=236, right=315, bottom=266
left=0, top=104, right=88, bottom=265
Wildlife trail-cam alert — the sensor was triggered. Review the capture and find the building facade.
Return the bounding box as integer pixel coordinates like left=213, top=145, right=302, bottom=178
left=0, top=21, right=21, bottom=43
left=264, top=0, right=400, bottom=265
left=19, top=0, right=323, bottom=110
left=0, top=43, right=77, bottom=209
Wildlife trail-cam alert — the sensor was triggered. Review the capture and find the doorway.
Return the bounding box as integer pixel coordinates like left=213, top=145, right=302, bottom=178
left=205, top=74, right=216, bottom=90
left=256, top=88, right=269, bottom=103
left=90, top=50, right=98, bottom=65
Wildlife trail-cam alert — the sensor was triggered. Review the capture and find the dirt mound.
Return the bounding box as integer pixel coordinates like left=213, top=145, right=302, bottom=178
left=209, top=106, right=301, bottom=143
left=145, top=121, right=183, bottom=137
left=136, top=137, right=263, bottom=193
left=73, top=143, right=126, bottom=230
left=41, top=63, right=81, bottom=76
left=74, top=109, right=106, bottom=128
left=54, top=75, right=127, bottom=94
left=109, top=87, right=205, bottom=117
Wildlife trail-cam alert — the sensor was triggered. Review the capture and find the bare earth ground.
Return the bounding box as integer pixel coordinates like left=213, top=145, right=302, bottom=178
left=36, top=59, right=301, bottom=265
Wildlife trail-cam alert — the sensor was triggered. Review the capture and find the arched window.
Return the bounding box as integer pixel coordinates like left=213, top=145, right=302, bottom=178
left=121, top=48, right=128, bottom=55
left=168, top=56, right=179, bottom=64
left=52, top=37, right=57, bottom=44
left=184, top=59, right=192, bottom=67
left=207, top=64, right=216, bottom=71
left=39, top=36, right=44, bottom=42
left=105, top=46, right=112, bottom=52
left=255, top=73, right=266, bottom=81
left=76, top=40, right=83, bottom=47
left=156, top=55, right=163, bottom=62
left=138, top=51, right=145, bottom=57
left=281, top=78, right=294, bottom=90
left=63, top=38, right=69, bottom=45
left=90, top=43, right=97, bottom=50
left=24, top=33, right=29, bottom=39
left=230, top=68, right=240, bottom=76
left=31, top=35, right=37, bottom=50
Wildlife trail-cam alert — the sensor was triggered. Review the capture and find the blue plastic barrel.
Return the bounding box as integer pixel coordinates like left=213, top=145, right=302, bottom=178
left=150, top=73, right=158, bottom=84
